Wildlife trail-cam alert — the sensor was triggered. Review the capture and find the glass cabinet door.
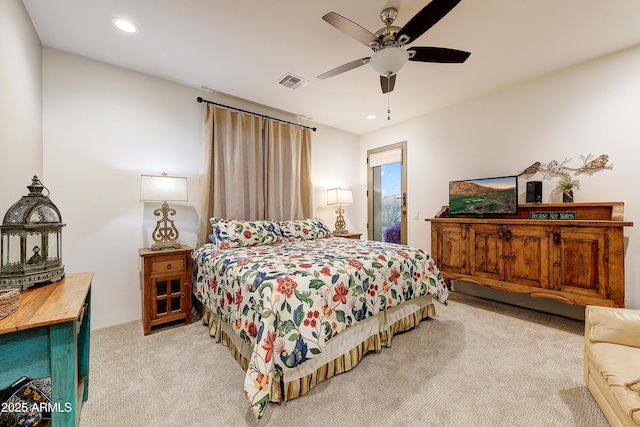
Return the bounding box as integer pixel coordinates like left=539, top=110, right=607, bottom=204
left=152, top=277, right=183, bottom=318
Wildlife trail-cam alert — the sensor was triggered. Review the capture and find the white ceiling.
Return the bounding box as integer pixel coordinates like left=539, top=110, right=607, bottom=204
left=22, top=0, right=640, bottom=135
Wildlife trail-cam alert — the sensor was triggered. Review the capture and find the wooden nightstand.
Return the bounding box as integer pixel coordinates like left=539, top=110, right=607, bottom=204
left=335, top=233, right=362, bottom=239
left=139, top=245, right=193, bottom=335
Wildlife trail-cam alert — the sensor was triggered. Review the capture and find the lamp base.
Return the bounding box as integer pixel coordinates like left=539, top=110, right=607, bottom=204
left=333, top=205, right=349, bottom=235
left=149, top=202, right=182, bottom=251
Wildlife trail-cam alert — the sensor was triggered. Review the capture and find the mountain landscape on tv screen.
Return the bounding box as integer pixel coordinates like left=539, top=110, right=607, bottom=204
left=449, top=180, right=517, bottom=215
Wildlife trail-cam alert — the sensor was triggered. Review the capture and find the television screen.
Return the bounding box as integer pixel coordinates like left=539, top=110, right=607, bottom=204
left=449, top=175, right=518, bottom=216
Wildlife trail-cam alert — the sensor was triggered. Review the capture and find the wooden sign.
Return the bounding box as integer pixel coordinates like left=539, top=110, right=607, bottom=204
left=530, top=211, right=576, bottom=220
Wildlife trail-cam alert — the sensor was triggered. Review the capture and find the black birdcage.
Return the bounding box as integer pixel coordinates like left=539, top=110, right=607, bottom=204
left=0, top=176, right=65, bottom=290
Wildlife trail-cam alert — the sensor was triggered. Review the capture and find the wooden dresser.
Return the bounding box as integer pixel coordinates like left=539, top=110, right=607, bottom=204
left=0, top=272, right=93, bottom=427
left=427, top=203, right=633, bottom=307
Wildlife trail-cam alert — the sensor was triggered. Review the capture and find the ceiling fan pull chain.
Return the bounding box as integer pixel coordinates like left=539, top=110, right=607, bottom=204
left=387, top=91, right=391, bottom=120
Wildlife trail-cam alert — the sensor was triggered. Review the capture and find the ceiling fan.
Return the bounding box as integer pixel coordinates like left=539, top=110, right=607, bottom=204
left=318, top=0, right=471, bottom=94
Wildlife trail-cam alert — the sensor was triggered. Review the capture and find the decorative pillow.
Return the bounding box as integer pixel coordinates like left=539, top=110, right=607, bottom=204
left=209, top=218, right=285, bottom=248
left=280, top=218, right=334, bottom=242
left=627, top=378, right=640, bottom=394
left=0, top=376, right=51, bottom=427
left=209, top=217, right=222, bottom=244
left=261, top=221, right=286, bottom=244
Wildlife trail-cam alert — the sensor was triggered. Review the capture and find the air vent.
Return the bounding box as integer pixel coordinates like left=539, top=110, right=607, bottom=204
left=277, top=73, right=308, bottom=90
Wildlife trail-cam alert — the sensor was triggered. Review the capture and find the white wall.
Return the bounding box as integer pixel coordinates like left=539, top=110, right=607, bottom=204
left=0, top=0, right=42, bottom=203
left=42, top=48, right=361, bottom=329
left=360, top=45, right=640, bottom=313
left=311, top=125, right=362, bottom=234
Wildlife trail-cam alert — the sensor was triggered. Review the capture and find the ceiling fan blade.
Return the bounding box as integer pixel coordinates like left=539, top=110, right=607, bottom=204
left=397, top=0, right=462, bottom=44
left=318, top=57, right=370, bottom=80
left=408, top=46, right=470, bottom=63
left=322, top=12, right=378, bottom=47
left=380, top=74, right=396, bottom=94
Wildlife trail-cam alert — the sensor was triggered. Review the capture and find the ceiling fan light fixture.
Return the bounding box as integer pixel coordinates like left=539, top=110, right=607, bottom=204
left=369, top=47, right=409, bottom=76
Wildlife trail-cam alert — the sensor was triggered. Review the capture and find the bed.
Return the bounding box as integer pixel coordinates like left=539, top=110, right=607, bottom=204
left=192, top=218, right=449, bottom=420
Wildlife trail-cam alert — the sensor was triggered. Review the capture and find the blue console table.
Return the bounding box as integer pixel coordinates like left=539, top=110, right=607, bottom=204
left=0, top=272, right=93, bottom=427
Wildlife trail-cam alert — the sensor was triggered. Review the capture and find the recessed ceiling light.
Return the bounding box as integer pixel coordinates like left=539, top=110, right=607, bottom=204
left=113, top=18, right=137, bottom=33
left=367, top=115, right=376, bottom=120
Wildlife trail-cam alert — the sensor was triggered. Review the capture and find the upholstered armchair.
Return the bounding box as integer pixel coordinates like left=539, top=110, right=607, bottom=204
left=584, top=305, right=640, bottom=427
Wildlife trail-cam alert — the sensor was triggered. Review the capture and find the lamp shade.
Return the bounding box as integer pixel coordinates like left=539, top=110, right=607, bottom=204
left=369, top=47, right=409, bottom=76
left=140, top=174, right=188, bottom=202
left=327, top=188, right=353, bottom=205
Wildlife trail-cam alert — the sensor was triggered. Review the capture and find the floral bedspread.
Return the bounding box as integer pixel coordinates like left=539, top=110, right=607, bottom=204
left=192, top=237, right=448, bottom=420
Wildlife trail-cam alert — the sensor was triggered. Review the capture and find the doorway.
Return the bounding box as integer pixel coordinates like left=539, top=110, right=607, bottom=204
left=367, top=142, right=407, bottom=244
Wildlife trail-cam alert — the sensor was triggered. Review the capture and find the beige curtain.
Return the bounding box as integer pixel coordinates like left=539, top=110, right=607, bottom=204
left=198, top=104, right=263, bottom=244
left=264, top=119, right=313, bottom=221
left=198, top=105, right=313, bottom=244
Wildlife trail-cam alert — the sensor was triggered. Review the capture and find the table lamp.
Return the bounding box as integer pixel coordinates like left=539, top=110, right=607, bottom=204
left=140, top=173, right=188, bottom=250
left=327, top=187, right=353, bottom=234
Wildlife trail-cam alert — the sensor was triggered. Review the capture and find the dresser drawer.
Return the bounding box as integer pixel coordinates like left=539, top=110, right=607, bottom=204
left=150, top=257, right=186, bottom=273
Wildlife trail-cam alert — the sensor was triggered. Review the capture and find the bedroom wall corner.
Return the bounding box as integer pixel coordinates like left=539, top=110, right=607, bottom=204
left=310, top=125, right=362, bottom=236
left=42, top=48, right=204, bottom=329
left=0, top=0, right=43, bottom=207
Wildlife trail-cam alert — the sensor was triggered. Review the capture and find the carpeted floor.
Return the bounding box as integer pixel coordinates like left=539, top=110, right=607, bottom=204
left=79, top=293, right=608, bottom=426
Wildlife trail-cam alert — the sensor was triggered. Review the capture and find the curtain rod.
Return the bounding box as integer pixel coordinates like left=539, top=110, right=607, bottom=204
left=196, top=97, right=317, bottom=132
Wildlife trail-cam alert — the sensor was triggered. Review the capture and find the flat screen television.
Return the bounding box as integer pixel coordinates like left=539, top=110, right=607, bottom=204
left=448, top=175, right=518, bottom=216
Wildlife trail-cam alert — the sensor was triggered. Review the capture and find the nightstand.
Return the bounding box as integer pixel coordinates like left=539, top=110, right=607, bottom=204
left=138, top=245, right=193, bottom=335
left=335, top=233, right=362, bottom=239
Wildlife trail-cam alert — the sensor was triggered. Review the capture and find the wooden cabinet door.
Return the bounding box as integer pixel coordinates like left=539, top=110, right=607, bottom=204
left=505, top=225, right=550, bottom=289
left=150, top=274, right=187, bottom=321
left=469, top=224, right=505, bottom=281
left=550, top=227, right=608, bottom=301
left=434, top=223, right=469, bottom=275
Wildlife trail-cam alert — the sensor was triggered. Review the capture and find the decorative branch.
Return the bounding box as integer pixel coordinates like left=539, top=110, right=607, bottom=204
left=542, top=157, right=572, bottom=179
left=517, top=154, right=612, bottom=180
